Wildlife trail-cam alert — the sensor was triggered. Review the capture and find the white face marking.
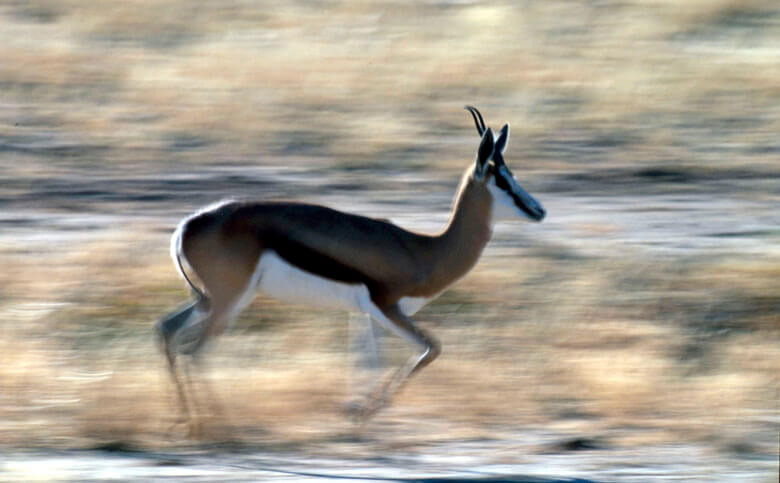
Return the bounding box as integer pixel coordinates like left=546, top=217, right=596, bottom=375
left=487, top=175, right=522, bottom=221
left=256, top=250, right=370, bottom=312
left=487, top=167, right=545, bottom=222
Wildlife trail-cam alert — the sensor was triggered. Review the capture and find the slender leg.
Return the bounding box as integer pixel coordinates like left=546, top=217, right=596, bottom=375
left=188, top=351, right=227, bottom=421
left=155, top=298, right=211, bottom=431
left=178, top=306, right=230, bottom=436
left=162, top=259, right=255, bottom=436
left=345, top=312, right=384, bottom=419
left=164, top=348, right=192, bottom=428
left=348, top=312, right=382, bottom=398
left=157, top=301, right=198, bottom=425
left=357, top=304, right=441, bottom=420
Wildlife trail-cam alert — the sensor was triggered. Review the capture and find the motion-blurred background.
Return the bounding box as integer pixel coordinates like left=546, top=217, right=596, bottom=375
left=0, top=1, right=777, bottom=479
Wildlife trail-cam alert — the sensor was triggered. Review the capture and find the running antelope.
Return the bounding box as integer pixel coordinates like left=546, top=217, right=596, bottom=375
left=157, top=106, right=546, bottom=424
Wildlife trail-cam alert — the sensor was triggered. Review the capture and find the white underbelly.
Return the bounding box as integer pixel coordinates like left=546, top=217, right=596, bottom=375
left=256, top=250, right=370, bottom=312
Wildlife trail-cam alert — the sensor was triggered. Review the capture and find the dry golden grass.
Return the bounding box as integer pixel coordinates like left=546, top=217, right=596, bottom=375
left=0, top=1, right=777, bottom=470
left=0, top=232, right=776, bottom=453
left=4, top=0, right=778, bottom=170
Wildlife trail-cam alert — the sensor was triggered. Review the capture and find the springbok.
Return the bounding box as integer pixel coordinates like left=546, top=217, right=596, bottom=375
left=157, top=106, right=545, bottom=425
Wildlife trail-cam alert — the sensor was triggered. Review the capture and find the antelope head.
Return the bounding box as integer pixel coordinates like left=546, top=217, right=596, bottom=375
left=466, top=106, right=546, bottom=222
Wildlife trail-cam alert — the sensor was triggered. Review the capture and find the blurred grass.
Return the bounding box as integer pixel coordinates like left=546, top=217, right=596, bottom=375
left=2, top=0, right=778, bottom=173
left=0, top=236, right=776, bottom=454
left=0, top=0, right=777, bottom=466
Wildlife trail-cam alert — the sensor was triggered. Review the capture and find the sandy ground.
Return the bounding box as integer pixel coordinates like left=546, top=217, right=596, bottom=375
left=1, top=1, right=778, bottom=480
left=1, top=168, right=778, bottom=482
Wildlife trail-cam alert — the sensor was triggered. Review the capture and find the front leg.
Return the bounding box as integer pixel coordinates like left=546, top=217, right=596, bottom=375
left=356, top=304, right=441, bottom=420
left=348, top=312, right=382, bottom=397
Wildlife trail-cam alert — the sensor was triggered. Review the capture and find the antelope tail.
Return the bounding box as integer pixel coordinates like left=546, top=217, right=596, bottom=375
left=170, top=220, right=207, bottom=301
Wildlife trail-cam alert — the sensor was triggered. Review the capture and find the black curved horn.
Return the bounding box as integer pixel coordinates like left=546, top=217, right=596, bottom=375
left=464, top=105, right=486, bottom=136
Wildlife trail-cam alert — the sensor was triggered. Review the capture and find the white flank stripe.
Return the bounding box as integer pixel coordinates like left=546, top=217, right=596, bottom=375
left=178, top=248, right=433, bottom=353
left=254, top=252, right=433, bottom=350
left=256, top=251, right=370, bottom=312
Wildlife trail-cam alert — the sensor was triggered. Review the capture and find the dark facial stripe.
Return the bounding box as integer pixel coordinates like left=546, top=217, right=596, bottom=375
left=491, top=166, right=540, bottom=220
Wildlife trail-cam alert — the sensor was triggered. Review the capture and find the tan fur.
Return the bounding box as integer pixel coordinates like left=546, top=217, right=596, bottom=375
left=158, top=122, right=523, bottom=425
left=179, top=172, right=492, bottom=313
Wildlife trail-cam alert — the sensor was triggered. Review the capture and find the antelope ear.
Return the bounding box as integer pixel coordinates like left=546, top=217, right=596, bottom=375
left=494, top=123, right=510, bottom=154
left=475, top=127, right=494, bottom=179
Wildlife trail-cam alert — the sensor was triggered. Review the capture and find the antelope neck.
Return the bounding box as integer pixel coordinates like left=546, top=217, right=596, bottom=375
left=426, top=177, right=493, bottom=290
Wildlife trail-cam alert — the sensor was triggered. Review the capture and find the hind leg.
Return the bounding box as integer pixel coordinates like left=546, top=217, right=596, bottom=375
left=156, top=298, right=210, bottom=430
left=167, top=235, right=262, bottom=435
left=172, top=299, right=243, bottom=437
left=346, top=312, right=383, bottom=414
